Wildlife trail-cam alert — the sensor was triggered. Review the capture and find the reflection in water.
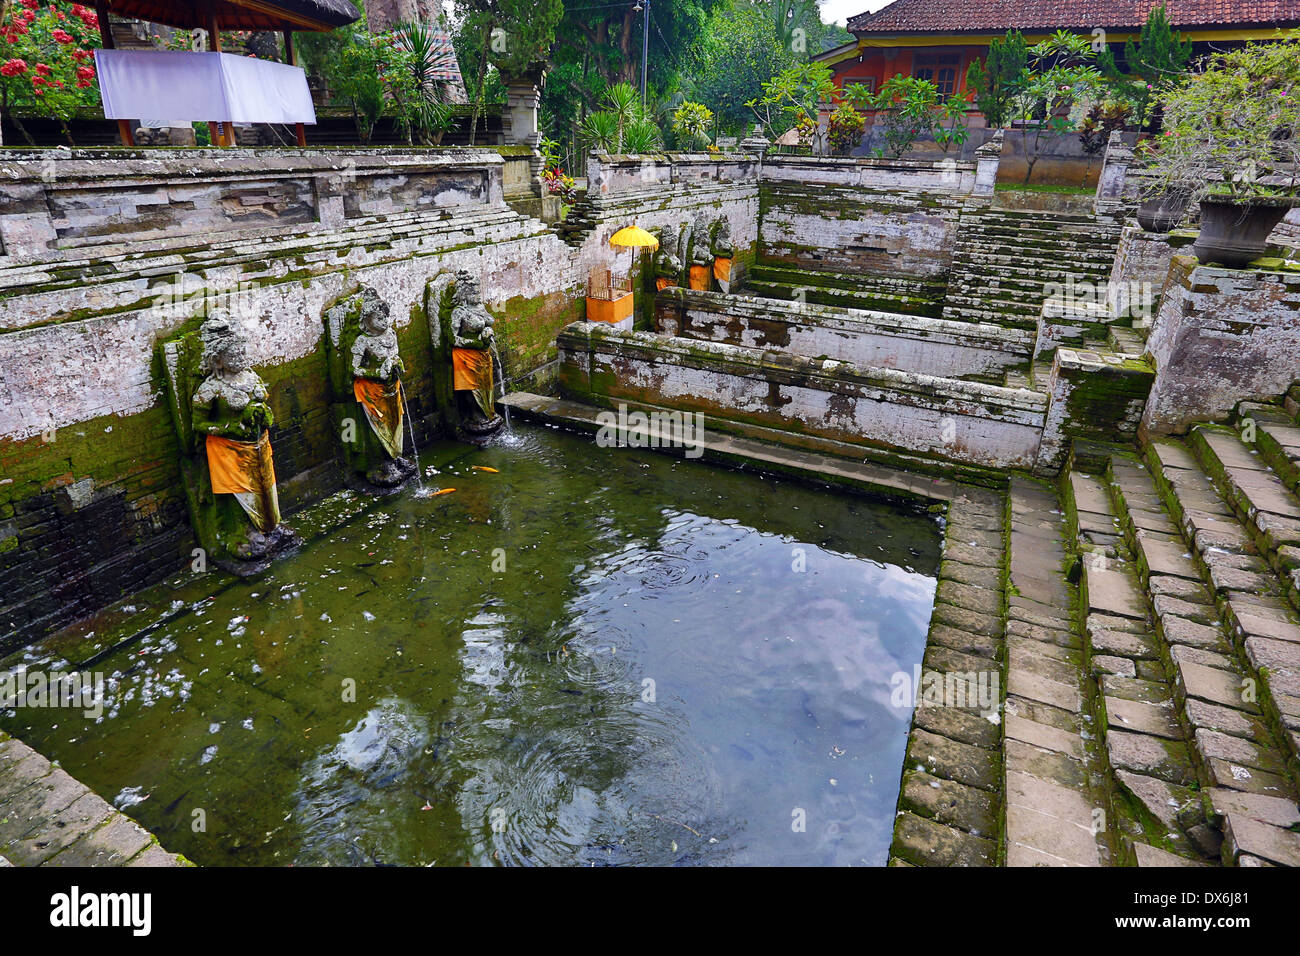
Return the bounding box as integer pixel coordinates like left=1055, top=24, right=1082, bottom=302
left=2, top=423, right=941, bottom=866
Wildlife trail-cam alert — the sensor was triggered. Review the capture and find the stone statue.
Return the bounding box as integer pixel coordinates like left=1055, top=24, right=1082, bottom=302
left=653, top=228, right=684, bottom=291
left=710, top=218, right=735, bottom=292
left=449, top=271, right=503, bottom=437
left=348, top=287, right=416, bottom=487
left=190, top=317, right=295, bottom=568
left=689, top=213, right=713, bottom=290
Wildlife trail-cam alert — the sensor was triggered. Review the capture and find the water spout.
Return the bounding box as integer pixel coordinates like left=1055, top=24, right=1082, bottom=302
left=400, top=386, right=425, bottom=493
left=490, top=341, right=512, bottom=431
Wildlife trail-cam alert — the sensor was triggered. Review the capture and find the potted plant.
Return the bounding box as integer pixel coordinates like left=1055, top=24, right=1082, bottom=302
left=1150, top=34, right=1300, bottom=266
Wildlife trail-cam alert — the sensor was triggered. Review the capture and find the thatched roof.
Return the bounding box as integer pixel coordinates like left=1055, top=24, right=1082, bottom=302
left=103, top=0, right=361, bottom=32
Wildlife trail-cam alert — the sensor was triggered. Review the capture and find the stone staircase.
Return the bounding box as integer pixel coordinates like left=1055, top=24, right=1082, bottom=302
left=945, top=208, right=1123, bottom=331
left=1054, top=387, right=1300, bottom=866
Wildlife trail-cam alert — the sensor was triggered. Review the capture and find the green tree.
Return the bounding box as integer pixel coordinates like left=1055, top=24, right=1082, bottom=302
left=964, top=29, right=1027, bottom=128
left=687, top=0, right=798, bottom=134
left=460, top=0, right=563, bottom=144
left=746, top=60, right=833, bottom=150
left=1098, top=3, right=1193, bottom=128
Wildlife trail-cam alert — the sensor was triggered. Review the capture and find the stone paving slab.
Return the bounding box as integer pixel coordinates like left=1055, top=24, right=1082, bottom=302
left=0, top=731, right=185, bottom=867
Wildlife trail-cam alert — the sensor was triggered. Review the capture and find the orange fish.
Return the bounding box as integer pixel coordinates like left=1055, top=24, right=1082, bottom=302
left=431, top=488, right=456, bottom=496
left=472, top=466, right=499, bottom=473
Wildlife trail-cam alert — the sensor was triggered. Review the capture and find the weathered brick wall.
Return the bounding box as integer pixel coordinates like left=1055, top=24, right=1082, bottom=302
left=557, top=322, right=1048, bottom=473
left=655, top=286, right=1032, bottom=380
left=758, top=181, right=966, bottom=279
left=1142, top=257, right=1300, bottom=436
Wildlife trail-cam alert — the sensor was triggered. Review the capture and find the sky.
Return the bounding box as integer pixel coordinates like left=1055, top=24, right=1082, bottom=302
left=821, top=0, right=893, bottom=27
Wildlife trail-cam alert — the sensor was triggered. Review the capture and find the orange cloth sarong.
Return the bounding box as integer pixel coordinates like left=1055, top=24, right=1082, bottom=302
left=205, top=431, right=281, bottom=531
left=353, top=377, right=405, bottom=459
left=689, top=264, right=709, bottom=290
left=206, top=431, right=276, bottom=495
left=656, top=277, right=677, bottom=292
left=452, top=347, right=495, bottom=417
left=713, top=257, right=733, bottom=291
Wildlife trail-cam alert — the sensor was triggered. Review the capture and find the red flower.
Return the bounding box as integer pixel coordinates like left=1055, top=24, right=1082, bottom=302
left=52, top=28, right=75, bottom=43
left=19, top=0, right=39, bottom=9
left=0, top=57, right=27, bottom=77
left=75, top=65, right=93, bottom=80
left=34, top=61, right=51, bottom=75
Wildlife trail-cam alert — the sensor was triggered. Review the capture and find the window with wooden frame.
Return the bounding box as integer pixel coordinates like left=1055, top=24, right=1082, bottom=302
left=912, top=52, right=961, bottom=96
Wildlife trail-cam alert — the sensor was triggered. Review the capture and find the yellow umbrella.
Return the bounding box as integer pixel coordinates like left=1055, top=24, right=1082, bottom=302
left=609, top=225, right=659, bottom=290
left=609, top=226, right=660, bottom=250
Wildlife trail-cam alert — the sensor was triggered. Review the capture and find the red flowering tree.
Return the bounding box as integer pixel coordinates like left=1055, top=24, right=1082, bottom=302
left=0, top=0, right=102, bottom=145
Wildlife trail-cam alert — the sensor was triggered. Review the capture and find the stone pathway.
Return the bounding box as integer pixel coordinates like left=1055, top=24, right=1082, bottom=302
left=1002, top=477, right=1111, bottom=866
left=890, top=483, right=1005, bottom=866
left=0, top=730, right=186, bottom=867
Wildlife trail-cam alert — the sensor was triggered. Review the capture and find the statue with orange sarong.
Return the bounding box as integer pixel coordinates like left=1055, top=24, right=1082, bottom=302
left=322, top=285, right=417, bottom=490
left=349, top=288, right=417, bottom=487
left=711, top=218, right=735, bottom=293
left=688, top=213, right=712, bottom=291
left=653, top=228, right=683, bottom=292
left=190, top=318, right=296, bottom=569
left=450, top=271, right=503, bottom=438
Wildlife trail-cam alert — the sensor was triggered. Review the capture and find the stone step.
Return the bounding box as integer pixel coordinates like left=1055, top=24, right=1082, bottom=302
left=1003, top=477, right=1111, bottom=867
left=1066, top=468, right=1218, bottom=862
left=952, top=242, right=1118, bottom=265
left=1236, top=403, right=1300, bottom=494
left=941, top=305, right=1038, bottom=330
left=958, top=232, right=1122, bottom=255
left=1143, top=438, right=1300, bottom=785
left=1188, top=424, right=1300, bottom=616
left=948, top=256, right=1114, bottom=281
left=1107, top=327, right=1147, bottom=356
left=944, top=293, right=1042, bottom=316
left=1093, top=453, right=1300, bottom=862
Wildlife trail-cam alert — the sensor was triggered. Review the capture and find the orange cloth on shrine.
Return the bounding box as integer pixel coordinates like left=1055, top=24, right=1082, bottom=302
left=353, top=377, right=403, bottom=422
left=452, top=347, right=493, bottom=392
left=688, top=264, right=709, bottom=290
left=713, top=257, right=733, bottom=283
left=656, top=277, right=677, bottom=292
left=353, top=377, right=405, bottom=459
left=205, top=431, right=276, bottom=496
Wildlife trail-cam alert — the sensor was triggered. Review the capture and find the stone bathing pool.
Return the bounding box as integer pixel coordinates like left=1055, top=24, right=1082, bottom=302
left=1, top=423, right=941, bottom=866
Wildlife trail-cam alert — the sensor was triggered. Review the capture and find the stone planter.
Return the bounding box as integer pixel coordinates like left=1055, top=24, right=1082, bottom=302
left=1136, top=190, right=1191, bottom=233
left=1192, top=196, right=1299, bottom=268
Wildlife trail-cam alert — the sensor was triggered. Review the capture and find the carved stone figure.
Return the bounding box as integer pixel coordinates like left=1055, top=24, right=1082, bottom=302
left=688, top=213, right=713, bottom=290
left=653, top=228, right=684, bottom=291
left=350, top=288, right=416, bottom=487
left=323, top=286, right=417, bottom=490
left=710, top=218, right=735, bottom=293
left=190, top=317, right=295, bottom=568
left=449, top=270, right=503, bottom=437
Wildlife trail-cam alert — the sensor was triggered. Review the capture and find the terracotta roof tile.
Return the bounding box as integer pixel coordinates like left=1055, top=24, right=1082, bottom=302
left=847, top=0, right=1300, bottom=34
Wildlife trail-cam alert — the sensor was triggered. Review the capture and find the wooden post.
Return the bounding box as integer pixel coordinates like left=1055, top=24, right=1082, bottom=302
left=94, top=0, right=135, bottom=146
left=284, top=30, right=307, bottom=147
left=206, top=1, right=230, bottom=147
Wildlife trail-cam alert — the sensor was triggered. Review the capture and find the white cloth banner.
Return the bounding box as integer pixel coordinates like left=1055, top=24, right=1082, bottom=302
left=94, top=50, right=316, bottom=125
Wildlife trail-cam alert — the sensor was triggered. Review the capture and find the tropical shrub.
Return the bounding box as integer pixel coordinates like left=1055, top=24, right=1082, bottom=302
left=1150, top=34, right=1300, bottom=200
left=671, top=99, right=713, bottom=150
left=0, top=0, right=101, bottom=145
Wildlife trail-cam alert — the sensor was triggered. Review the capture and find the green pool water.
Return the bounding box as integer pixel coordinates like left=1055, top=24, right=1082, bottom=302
left=2, top=423, right=941, bottom=866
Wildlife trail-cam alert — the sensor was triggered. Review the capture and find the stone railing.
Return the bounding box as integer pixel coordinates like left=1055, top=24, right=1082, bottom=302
left=585, top=151, right=760, bottom=197
left=762, top=153, right=986, bottom=195
left=0, top=147, right=508, bottom=260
